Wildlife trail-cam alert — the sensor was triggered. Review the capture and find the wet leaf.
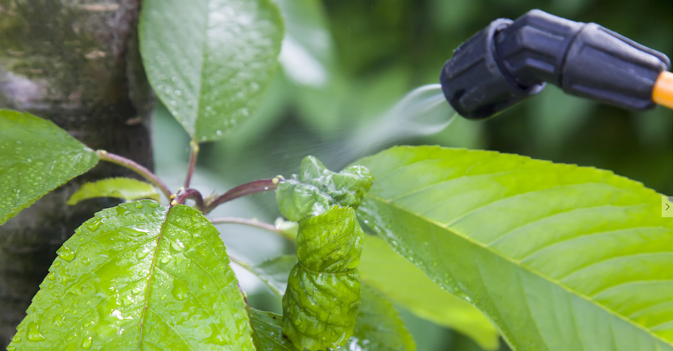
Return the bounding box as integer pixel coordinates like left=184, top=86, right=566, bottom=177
left=0, top=110, right=98, bottom=225
left=250, top=286, right=415, bottom=351
left=139, top=0, right=284, bottom=142
left=9, top=200, right=255, bottom=350
left=282, top=206, right=363, bottom=350
left=357, top=146, right=673, bottom=351
left=275, top=179, right=334, bottom=221
left=276, top=156, right=374, bottom=221
left=66, top=177, right=160, bottom=205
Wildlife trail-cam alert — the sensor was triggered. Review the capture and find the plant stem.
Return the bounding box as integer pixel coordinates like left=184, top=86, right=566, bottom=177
left=204, top=177, right=284, bottom=214
left=173, top=188, right=205, bottom=211
left=97, top=150, right=172, bottom=199
left=184, top=141, right=199, bottom=189
left=210, top=217, right=296, bottom=241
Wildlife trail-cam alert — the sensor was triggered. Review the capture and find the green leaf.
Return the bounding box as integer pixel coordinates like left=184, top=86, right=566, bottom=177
left=298, top=156, right=374, bottom=209
left=359, top=235, right=499, bottom=350
left=275, top=156, right=374, bottom=221
left=139, top=0, right=284, bottom=142
left=356, top=146, right=673, bottom=351
left=244, top=255, right=297, bottom=297
left=250, top=286, right=415, bottom=351
left=250, top=309, right=296, bottom=351
left=9, top=200, right=255, bottom=350
left=66, top=177, right=160, bottom=205
left=0, top=110, right=98, bottom=225
left=247, top=235, right=497, bottom=349
left=282, top=206, right=363, bottom=350
left=275, top=179, right=335, bottom=221
left=339, top=285, right=416, bottom=351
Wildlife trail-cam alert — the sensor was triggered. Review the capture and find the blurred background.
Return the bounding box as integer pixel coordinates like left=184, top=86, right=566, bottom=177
left=152, top=0, right=672, bottom=350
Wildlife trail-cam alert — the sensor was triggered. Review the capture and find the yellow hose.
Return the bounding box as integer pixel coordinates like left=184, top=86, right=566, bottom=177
left=653, top=71, right=673, bottom=110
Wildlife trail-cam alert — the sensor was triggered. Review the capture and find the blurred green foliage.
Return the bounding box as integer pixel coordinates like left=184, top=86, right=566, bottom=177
left=152, top=0, right=672, bottom=350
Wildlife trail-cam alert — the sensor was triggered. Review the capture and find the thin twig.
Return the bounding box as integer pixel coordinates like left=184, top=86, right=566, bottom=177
left=184, top=141, right=199, bottom=189
left=210, top=217, right=279, bottom=233
left=97, top=150, right=172, bottom=199
left=173, top=188, right=205, bottom=211
left=203, top=177, right=284, bottom=214
left=210, top=216, right=296, bottom=242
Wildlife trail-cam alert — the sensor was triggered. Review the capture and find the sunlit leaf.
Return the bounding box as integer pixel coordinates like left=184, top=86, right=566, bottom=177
left=9, top=200, right=255, bottom=350
left=0, top=110, right=98, bottom=225
left=357, top=146, right=673, bottom=351
left=250, top=286, right=415, bottom=351
left=359, top=235, right=499, bottom=350
left=66, top=177, right=160, bottom=205
left=139, top=0, right=284, bottom=142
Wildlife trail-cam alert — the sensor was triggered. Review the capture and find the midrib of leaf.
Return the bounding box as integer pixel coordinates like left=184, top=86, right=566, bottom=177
left=365, top=193, right=673, bottom=348
left=137, top=206, right=171, bottom=349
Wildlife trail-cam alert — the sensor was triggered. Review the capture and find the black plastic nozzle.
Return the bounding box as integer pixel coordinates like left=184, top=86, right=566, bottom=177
left=440, top=9, right=671, bottom=119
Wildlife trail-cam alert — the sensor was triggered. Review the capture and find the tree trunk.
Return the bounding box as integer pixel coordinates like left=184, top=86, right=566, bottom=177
left=0, top=0, right=153, bottom=346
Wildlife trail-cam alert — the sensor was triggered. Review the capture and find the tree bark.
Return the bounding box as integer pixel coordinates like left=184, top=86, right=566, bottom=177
left=0, top=0, right=153, bottom=346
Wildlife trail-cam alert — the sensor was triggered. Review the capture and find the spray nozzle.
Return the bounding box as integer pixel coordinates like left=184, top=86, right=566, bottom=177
left=440, top=9, right=672, bottom=119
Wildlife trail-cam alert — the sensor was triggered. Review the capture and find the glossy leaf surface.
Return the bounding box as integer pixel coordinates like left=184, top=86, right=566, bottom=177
left=9, top=200, right=254, bottom=350
left=0, top=110, right=98, bottom=225
left=359, top=235, right=499, bottom=350
left=250, top=286, right=415, bottom=351
left=66, top=177, right=160, bottom=205
left=276, top=155, right=374, bottom=221
left=139, top=0, right=284, bottom=142
left=357, top=146, right=673, bottom=351
left=282, top=206, right=363, bottom=350
left=298, top=156, right=374, bottom=209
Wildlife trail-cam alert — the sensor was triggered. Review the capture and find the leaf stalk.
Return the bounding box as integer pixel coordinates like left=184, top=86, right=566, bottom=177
left=96, top=150, right=172, bottom=199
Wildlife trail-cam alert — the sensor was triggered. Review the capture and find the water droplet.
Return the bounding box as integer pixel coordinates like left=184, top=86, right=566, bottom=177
left=170, top=239, right=184, bottom=252
left=81, top=336, right=92, bottom=349
left=53, top=261, right=61, bottom=267
left=135, top=202, right=144, bottom=209
left=56, top=245, right=76, bottom=262
left=7, top=346, right=15, bottom=351
left=171, top=281, right=189, bottom=301
left=160, top=256, right=170, bottom=264
left=47, top=273, right=56, bottom=281
left=26, top=322, right=46, bottom=342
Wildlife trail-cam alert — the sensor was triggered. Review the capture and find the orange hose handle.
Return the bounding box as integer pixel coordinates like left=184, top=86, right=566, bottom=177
left=653, top=71, right=673, bottom=110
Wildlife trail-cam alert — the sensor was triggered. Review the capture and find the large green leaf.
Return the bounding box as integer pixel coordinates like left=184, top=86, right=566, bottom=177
left=8, top=200, right=255, bottom=350
left=139, top=0, right=284, bottom=142
left=356, top=146, right=673, bottom=351
left=360, top=235, right=499, bottom=350
left=249, top=286, right=415, bottom=351
left=0, top=110, right=99, bottom=225
left=66, top=177, right=160, bottom=205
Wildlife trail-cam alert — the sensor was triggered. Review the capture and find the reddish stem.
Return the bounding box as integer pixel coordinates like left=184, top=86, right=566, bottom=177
left=203, top=177, right=283, bottom=214
left=184, top=141, right=199, bottom=189
left=173, top=188, right=205, bottom=211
